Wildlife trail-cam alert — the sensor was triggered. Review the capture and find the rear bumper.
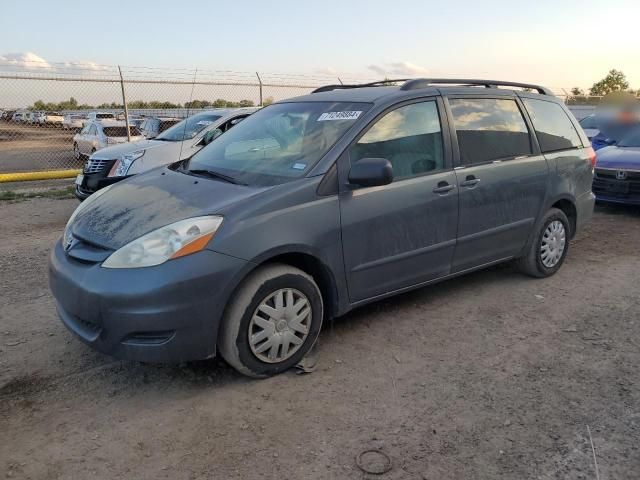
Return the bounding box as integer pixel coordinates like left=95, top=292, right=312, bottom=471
left=575, top=191, right=596, bottom=234
left=49, top=240, right=250, bottom=362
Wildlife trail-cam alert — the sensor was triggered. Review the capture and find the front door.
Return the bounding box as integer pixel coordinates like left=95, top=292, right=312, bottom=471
left=446, top=96, right=549, bottom=272
left=339, top=98, right=459, bottom=302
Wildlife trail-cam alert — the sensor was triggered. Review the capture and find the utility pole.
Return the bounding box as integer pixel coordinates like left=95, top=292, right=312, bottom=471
left=118, top=65, right=131, bottom=141
left=256, top=72, right=263, bottom=106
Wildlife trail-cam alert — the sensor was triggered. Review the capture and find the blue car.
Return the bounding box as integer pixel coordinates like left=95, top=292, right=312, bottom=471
left=592, top=127, right=640, bottom=205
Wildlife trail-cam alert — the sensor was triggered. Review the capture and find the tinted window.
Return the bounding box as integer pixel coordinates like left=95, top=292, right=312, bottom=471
left=103, top=126, right=142, bottom=137
left=450, top=98, right=531, bottom=164
left=523, top=98, right=583, bottom=152
left=156, top=113, right=222, bottom=142
left=350, top=101, right=444, bottom=180
left=96, top=113, right=115, bottom=119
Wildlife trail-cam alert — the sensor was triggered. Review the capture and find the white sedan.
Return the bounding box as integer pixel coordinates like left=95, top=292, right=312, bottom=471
left=73, top=120, right=144, bottom=159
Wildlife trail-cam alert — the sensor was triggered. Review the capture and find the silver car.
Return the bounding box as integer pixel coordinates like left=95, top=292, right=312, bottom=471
left=74, top=108, right=257, bottom=200
left=73, top=121, right=144, bottom=159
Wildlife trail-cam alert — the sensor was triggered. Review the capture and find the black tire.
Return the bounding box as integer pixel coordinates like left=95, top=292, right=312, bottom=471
left=218, top=263, right=323, bottom=378
left=516, top=208, right=570, bottom=278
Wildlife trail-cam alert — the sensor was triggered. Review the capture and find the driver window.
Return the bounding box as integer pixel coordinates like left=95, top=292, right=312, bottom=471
left=350, top=101, right=444, bottom=180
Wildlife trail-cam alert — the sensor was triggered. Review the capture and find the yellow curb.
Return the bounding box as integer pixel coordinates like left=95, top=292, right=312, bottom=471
left=0, top=169, right=81, bottom=183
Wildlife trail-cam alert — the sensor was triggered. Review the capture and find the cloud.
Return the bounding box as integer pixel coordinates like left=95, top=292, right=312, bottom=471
left=0, top=52, right=52, bottom=69
left=0, top=52, right=109, bottom=72
left=367, top=61, right=429, bottom=77
left=315, top=66, right=338, bottom=76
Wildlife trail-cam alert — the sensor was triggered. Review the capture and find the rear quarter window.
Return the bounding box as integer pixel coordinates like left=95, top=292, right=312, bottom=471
left=522, top=98, right=583, bottom=152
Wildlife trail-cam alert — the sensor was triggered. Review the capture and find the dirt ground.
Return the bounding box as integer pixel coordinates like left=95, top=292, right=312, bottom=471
left=0, top=197, right=638, bottom=480
left=0, top=123, right=81, bottom=173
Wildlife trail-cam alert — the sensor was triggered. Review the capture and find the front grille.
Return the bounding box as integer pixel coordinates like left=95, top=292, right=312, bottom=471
left=595, top=168, right=640, bottom=181
left=84, top=158, right=115, bottom=174
left=593, top=176, right=640, bottom=200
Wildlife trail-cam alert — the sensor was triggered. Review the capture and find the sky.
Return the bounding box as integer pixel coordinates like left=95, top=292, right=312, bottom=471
left=1, top=0, right=639, bottom=92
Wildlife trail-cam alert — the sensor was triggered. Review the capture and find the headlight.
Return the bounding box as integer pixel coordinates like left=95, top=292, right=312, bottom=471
left=109, top=150, right=145, bottom=177
left=63, top=184, right=114, bottom=248
left=102, top=216, right=223, bottom=269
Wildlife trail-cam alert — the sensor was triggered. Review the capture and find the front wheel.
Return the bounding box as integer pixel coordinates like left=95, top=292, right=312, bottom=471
left=516, top=208, right=570, bottom=278
left=73, top=143, right=82, bottom=160
left=218, top=264, right=323, bottom=378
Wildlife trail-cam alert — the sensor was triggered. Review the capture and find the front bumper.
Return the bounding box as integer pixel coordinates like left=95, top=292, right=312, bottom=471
left=49, top=240, right=249, bottom=362
left=75, top=167, right=131, bottom=201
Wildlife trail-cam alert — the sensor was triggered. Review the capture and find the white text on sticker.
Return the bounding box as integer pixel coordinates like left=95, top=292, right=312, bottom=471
left=318, top=111, right=362, bottom=121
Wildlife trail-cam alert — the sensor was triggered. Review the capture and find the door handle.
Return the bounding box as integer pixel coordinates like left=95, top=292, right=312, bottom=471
left=460, top=175, right=480, bottom=188
left=433, top=182, right=455, bottom=194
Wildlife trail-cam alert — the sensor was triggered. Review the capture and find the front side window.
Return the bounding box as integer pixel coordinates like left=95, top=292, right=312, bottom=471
left=523, top=98, right=583, bottom=152
left=187, top=102, right=371, bottom=186
left=449, top=98, right=532, bottom=165
left=156, top=113, right=222, bottom=142
left=350, top=101, right=444, bottom=180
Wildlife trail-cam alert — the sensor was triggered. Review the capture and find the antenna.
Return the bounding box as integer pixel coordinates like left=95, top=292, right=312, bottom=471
left=177, top=68, right=198, bottom=163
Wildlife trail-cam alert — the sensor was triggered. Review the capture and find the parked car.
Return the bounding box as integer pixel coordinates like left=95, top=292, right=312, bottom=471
left=82, top=111, right=117, bottom=126
left=139, top=117, right=181, bottom=138
left=1, top=110, right=16, bottom=121
left=74, top=109, right=256, bottom=200
left=50, top=79, right=595, bottom=377
left=11, top=111, right=27, bottom=122
left=63, top=113, right=87, bottom=130
left=592, top=126, right=640, bottom=205
left=579, top=114, right=599, bottom=140
left=72, top=120, right=144, bottom=159
left=24, top=111, right=37, bottom=124
left=38, top=111, right=64, bottom=127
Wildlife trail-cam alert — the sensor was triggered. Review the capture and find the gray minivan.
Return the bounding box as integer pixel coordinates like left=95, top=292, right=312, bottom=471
left=49, top=79, right=596, bottom=377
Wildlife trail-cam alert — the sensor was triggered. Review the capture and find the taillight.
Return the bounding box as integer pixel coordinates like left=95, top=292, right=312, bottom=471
left=586, top=146, right=597, bottom=170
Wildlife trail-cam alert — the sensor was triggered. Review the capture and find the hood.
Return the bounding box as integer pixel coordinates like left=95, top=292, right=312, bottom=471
left=595, top=146, right=640, bottom=170
left=89, top=139, right=170, bottom=159
left=72, top=168, right=269, bottom=250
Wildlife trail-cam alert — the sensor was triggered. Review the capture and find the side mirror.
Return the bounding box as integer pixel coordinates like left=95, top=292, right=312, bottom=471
left=348, top=158, right=393, bottom=187
left=202, top=128, right=223, bottom=145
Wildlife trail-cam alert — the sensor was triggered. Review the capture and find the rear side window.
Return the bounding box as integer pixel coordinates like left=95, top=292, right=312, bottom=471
left=350, top=101, right=444, bottom=180
left=449, top=98, right=531, bottom=165
left=522, top=98, right=583, bottom=152
left=103, top=126, right=141, bottom=137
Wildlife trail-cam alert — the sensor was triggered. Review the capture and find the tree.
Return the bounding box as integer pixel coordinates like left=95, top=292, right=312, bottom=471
left=570, top=87, right=584, bottom=96
left=589, top=69, right=630, bottom=96
left=238, top=99, right=255, bottom=107
left=263, top=96, right=274, bottom=106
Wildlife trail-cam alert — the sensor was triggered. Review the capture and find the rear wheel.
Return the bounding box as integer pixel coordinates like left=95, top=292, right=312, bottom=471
left=516, top=208, right=570, bottom=278
left=218, top=264, right=323, bottom=378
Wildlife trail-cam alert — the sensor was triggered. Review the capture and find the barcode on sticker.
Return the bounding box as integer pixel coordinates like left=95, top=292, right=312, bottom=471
left=318, top=111, right=362, bottom=121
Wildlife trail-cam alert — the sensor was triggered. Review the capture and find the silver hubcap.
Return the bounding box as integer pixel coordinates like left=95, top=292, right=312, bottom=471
left=248, top=288, right=311, bottom=363
left=540, top=220, right=566, bottom=268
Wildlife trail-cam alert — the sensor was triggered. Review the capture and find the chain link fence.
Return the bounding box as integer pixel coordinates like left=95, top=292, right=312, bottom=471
left=0, top=60, right=627, bottom=185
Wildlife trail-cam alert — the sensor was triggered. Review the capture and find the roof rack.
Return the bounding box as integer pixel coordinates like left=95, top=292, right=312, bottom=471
left=399, top=78, right=554, bottom=96
left=311, top=79, right=411, bottom=93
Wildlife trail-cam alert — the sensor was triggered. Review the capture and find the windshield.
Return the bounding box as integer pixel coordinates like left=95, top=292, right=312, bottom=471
left=579, top=116, right=598, bottom=129
left=618, top=127, right=640, bottom=147
left=96, top=113, right=115, bottom=119
left=156, top=113, right=222, bottom=141
left=187, top=101, right=371, bottom=186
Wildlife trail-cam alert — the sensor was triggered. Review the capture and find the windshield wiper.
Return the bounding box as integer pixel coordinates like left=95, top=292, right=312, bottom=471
left=188, top=169, right=247, bottom=185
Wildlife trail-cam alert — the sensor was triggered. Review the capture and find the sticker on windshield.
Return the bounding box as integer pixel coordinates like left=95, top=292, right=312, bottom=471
left=318, top=111, right=362, bottom=121
left=292, top=163, right=306, bottom=170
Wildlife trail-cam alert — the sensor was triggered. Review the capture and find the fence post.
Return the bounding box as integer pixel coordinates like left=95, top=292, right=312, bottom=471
left=338, top=77, right=344, bottom=85
left=118, top=65, right=131, bottom=141
left=256, top=72, right=263, bottom=106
